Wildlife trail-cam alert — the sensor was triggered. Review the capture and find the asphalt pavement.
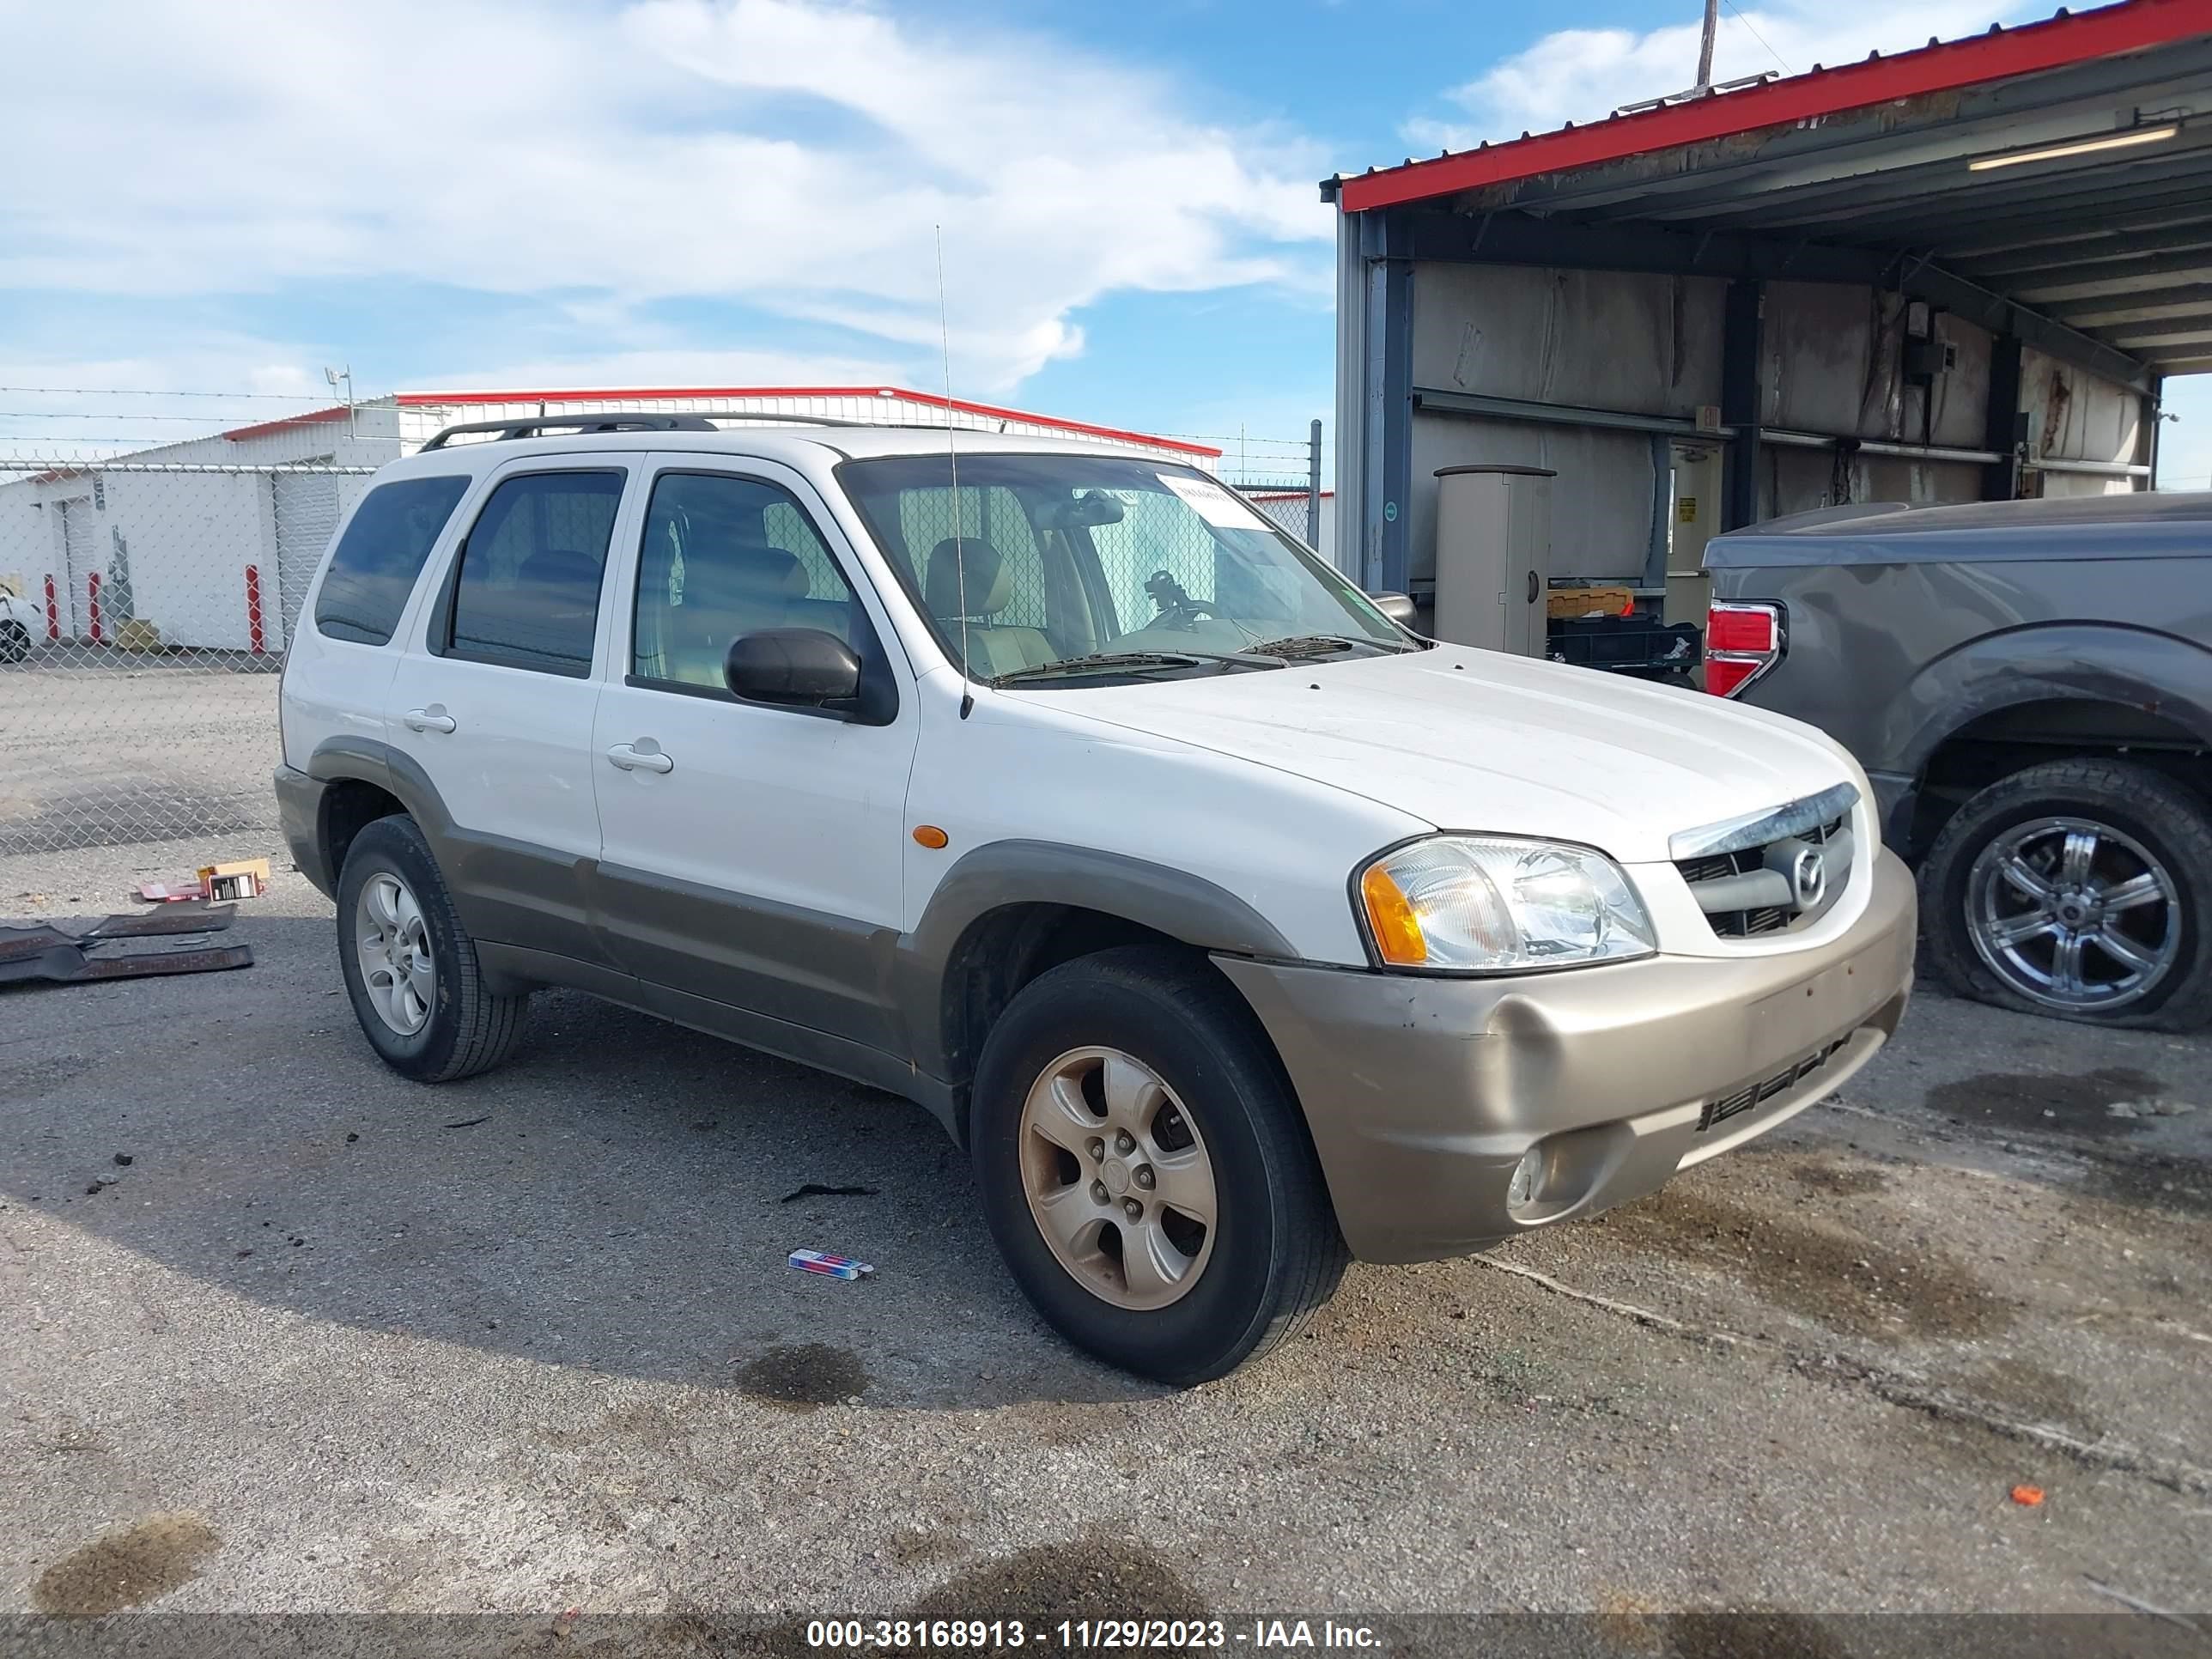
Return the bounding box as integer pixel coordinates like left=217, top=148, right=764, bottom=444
left=3, top=846, right=2207, bottom=1650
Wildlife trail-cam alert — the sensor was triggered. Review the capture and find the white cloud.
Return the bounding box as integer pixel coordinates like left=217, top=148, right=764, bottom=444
left=1404, top=2, right=2037, bottom=152
left=0, top=0, right=1331, bottom=392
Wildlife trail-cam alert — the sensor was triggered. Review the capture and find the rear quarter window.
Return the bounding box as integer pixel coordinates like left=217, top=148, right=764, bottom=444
left=312, top=476, right=472, bottom=645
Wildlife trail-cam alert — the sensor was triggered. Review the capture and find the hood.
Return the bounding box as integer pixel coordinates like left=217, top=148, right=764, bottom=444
left=1006, top=647, right=1856, bottom=864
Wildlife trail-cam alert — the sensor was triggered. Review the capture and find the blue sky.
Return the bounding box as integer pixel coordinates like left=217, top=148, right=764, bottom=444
left=1, top=0, right=2205, bottom=483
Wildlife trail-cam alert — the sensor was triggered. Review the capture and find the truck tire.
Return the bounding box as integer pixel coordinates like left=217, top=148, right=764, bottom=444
left=335, top=815, right=531, bottom=1080
left=1920, top=758, right=2212, bottom=1031
left=970, top=945, right=1348, bottom=1384
left=0, top=620, right=29, bottom=662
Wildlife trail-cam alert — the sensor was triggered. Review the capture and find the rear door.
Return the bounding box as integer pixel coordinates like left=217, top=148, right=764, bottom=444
left=386, top=457, right=638, bottom=966
left=589, top=454, right=919, bottom=1051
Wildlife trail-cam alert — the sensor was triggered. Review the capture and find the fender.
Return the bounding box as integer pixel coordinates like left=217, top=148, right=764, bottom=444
left=1886, top=622, right=2212, bottom=785
left=890, top=839, right=1299, bottom=1083
left=305, top=735, right=454, bottom=833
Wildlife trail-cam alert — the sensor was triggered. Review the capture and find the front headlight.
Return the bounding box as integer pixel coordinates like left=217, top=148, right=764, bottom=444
left=1355, top=836, right=1656, bottom=972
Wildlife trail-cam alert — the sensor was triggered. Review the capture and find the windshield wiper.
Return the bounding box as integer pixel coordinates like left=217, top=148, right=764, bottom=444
left=1245, top=634, right=1411, bottom=659
left=989, top=650, right=1279, bottom=687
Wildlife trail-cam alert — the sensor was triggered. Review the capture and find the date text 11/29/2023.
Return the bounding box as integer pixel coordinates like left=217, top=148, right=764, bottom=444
left=804, top=1620, right=1384, bottom=1650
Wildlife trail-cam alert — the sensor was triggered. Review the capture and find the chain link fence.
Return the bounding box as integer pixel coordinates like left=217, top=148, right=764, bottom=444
left=1, top=453, right=374, bottom=864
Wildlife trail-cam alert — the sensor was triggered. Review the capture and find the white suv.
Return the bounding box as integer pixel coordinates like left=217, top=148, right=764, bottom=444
left=276, top=412, right=1915, bottom=1382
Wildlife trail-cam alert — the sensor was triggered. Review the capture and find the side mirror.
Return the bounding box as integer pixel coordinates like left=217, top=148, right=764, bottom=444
left=1370, top=591, right=1418, bottom=628
left=725, top=628, right=863, bottom=708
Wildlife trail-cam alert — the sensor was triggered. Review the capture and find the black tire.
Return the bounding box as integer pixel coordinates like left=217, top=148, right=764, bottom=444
left=1920, top=758, right=2212, bottom=1031
left=0, top=620, right=29, bottom=662
left=970, top=945, right=1347, bottom=1384
left=335, top=815, right=530, bottom=1080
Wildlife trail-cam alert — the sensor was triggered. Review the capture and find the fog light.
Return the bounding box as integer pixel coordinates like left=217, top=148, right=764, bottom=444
left=1507, top=1145, right=1544, bottom=1213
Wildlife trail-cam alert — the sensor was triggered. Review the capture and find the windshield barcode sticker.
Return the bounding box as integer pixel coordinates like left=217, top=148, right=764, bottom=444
left=1158, top=471, right=1265, bottom=529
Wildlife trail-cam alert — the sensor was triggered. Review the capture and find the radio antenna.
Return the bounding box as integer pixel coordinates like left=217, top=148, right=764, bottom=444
left=936, top=225, right=974, bottom=720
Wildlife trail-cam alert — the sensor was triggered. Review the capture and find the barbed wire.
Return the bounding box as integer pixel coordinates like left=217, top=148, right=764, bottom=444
left=0, top=385, right=339, bottom=400
left=0, top=410, right=305, bottom=422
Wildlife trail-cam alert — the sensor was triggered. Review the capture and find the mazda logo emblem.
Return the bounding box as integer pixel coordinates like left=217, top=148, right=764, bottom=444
left=1790, top=848, right=1827, bottom=909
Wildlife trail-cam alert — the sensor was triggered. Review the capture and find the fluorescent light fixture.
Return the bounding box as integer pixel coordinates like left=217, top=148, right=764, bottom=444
left=1969, top=125, right=2179, bottom=171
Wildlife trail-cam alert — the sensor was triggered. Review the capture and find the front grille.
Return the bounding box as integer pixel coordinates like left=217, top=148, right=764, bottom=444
left=1672, top=792, right=1856, bottom=940
left=1698, top=1036, right=1850, bottom=1131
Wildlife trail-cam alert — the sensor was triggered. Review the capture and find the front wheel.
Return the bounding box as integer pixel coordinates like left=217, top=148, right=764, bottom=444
left=971, top=946, right=1346, bottom=1384
left=0, top=620, right=29, bottom=662
left=1920, top=758, right=2212, bottom=1030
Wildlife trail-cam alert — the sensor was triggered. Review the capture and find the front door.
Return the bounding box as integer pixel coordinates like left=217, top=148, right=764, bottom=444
left=385, top=459, right=636, bottom=964
left=590, top=456, right=919, bottom=1052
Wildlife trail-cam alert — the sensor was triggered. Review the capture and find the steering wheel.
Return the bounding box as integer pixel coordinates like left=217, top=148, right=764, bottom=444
left=1144, top=569, right=1216, bottom=631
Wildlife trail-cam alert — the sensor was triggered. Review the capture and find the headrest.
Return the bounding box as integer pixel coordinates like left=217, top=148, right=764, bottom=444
left=924, top=538, right=1011, bottom=617
left=519, top=546, right=603, bottom=589
left=684, top=540, right=808, bottom=605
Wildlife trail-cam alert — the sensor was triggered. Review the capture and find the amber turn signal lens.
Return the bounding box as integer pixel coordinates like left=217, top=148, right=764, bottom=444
left=912, top=824, right=950, bottom=849
left=1359, top=862, right=1427, bottom=965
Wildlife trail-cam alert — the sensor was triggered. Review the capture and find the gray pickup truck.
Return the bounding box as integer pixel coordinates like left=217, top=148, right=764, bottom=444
left=1701, top=492, right=2212, bottom=1031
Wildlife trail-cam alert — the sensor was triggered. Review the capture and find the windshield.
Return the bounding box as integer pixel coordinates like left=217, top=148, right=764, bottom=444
left=838, top=453, right=1410, bottom=683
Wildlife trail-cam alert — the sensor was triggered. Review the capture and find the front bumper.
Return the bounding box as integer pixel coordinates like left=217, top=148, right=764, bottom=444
left=1213, top=848, right=1916, bottom=1263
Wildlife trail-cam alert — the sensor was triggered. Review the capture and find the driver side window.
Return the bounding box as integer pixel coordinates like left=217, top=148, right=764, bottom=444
left=631, top=471, right=858, bottom=691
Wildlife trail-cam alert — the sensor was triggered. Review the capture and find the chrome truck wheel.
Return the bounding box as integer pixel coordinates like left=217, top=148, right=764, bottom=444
left=1923, top=759, right=2212, bottom=1032
left=1966, top=816, right=2180, bottom=1015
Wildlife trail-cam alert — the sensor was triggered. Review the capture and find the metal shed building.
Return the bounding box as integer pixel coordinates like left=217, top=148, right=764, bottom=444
left=1327, top=0, right=2212, bottom=630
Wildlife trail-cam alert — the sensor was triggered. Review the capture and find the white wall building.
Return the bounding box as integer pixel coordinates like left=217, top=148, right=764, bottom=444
left=0, top=386, right=1221, bottom=653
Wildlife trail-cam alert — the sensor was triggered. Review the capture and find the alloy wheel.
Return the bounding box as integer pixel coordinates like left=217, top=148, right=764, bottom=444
left=355, top=871, right=435, bottom=1035
left=1017, top=1046, right=1218, bottom=1310
left=1966, top=815, right=2181, bottom=1013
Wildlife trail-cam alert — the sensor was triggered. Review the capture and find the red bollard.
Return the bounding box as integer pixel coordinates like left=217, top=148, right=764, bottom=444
left=44, top=574, right=59, bottom=641
left=246, top=563, right=264, bottom=654
left=87, top=570, right=103, bottom=645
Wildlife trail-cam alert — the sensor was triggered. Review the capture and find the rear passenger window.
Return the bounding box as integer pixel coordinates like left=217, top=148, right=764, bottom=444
left=444, top=471, right=624, bottom=676
left=633, top=472, right=858, bottom=690
left=312, top=476, right=470, bottom=646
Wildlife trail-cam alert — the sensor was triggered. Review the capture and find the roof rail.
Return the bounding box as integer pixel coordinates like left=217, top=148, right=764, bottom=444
left=417, top=410, right=866, bottom=450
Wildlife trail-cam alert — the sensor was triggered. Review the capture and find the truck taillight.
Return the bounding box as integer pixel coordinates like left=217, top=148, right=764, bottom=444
left=1704, top=600, right=1783, bottom=697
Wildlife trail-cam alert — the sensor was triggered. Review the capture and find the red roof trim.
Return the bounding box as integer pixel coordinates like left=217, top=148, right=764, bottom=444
left=222, top=404, right=350, bottom=441
left=393, top=384, right=1221, bottom=458
left=1339, top=0, right=2212, bottom=214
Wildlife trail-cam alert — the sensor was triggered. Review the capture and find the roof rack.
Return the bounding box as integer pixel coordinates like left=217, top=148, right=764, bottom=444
left=417, top=410, right=866, bottom=450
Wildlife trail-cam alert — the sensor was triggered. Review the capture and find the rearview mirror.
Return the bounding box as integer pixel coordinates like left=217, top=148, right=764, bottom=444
left=1042, top=489, right=1127, bottom=531
left=1370, top=591, right=1419, bottom=629
left=725, top=628, right=863, bottom=708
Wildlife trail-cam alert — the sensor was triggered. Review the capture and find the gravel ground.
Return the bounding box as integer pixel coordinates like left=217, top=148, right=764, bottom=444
left=3, top=844, right=2208, bottom=1649
left=0, top=656, right=284, bottom=858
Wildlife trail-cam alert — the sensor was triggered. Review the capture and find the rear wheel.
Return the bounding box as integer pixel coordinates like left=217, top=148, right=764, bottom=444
left=335, top=815, right=530, bottom=1080
left=0, top=620, right=29, bottom=662
left=1920, top=758, right=2212, bottom=1030
left=971, top=946, right=1346, bottom=1384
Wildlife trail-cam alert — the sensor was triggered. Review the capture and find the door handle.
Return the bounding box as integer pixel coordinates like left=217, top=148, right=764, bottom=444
left=605, top=742, right=674, bottom=775
left=1526, top=570, right=1540, bottom=605
left=403, top=706, right=457, bottom=734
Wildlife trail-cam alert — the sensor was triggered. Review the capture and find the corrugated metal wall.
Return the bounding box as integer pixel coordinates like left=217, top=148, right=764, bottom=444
left=1400, top=262, right=2149, bottom=583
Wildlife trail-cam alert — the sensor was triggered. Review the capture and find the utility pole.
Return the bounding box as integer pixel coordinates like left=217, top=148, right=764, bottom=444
left=1696, top=0, right=1718, bottom=88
